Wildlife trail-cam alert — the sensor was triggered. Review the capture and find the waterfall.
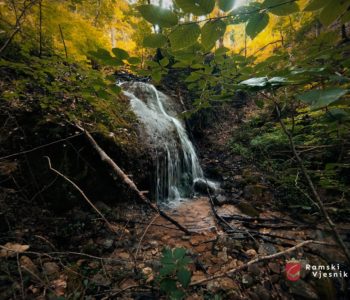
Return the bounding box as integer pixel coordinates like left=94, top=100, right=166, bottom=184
left=122, top=82, right=204, bottom=206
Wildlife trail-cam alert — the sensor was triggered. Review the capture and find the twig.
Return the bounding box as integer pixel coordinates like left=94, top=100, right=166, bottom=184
left=190, top=240, right=313, bottom=286
left=74, top=124, right=191, bottom=235
left=135, top=215, right=159, bottom=260
left=16, top=253, right=25, bottom=300
left=45, top=156, right=117, bottom=233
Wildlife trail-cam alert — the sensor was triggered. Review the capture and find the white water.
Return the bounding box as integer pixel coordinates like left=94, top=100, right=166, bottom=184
left=122, top=82, right=204, bottom=205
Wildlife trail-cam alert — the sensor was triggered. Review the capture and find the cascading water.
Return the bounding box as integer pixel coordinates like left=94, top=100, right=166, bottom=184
left=121, top=82, right=205, bottom=206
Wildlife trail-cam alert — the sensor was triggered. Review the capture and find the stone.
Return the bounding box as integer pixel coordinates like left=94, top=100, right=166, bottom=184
left=193, top=178, right=216, bottom=195
left=242, top=274, right=255, bottom=288
left=268, top=262, right=281, bottom=274
left=43, top=262, right=60, bottom=277
left=245, top=249, right=257, bottom=257
left=148, top=240, right=158, bottom=248
left=214, top=194, right=228, bottom=206
left=237, top=201, right=260, bottom=217
left=248, top=263, right=260, bottom=276
left=258, top=243, right=277, bottom=255
left=91, top=273, right=111, bottom=286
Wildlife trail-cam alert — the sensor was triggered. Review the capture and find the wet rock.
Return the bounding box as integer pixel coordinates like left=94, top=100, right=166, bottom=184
left=214, top=194, right=228, bottom=206
left=43, top=262, right=60, bottom=277
left=193, top=178, right=216, bottom=195
left=242, top=274, right=255, bottom=288
left=286, top=280, right=319, bottom=300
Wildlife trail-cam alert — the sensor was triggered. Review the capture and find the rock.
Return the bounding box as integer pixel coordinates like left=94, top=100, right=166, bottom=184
left=193, top=178, right=216, bottom=195
left=91, top=273, right=111, bottom=286
left=148, top=240, right=158, bottom=248
left=258, top=243, right=277, bottom=255
left=268, top=262, right=281, bottom=274
left=248, top=263, right=260, bottom=276
left=214, top=194, right=228, bottom=206
left=242, top=274, right=255, bottom=288
left=43, top=262, right=60, bottom=277
left=245, top=249, right=257, bottom=257
left=286, top=280, right=319, bottom=300
left=237, top=201, right=260, bottom=217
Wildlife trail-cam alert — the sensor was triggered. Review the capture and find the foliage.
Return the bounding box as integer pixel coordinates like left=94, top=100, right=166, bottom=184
left=156, top=247, right=192, bottom=300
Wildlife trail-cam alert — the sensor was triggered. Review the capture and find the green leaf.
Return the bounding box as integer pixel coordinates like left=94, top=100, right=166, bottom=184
left=160, top=278, right=177, bottom=292
left=160, top=57, right=170, bottom=67
left=229, top=4, right=261, bottom=24
left=138, top=5, right=178, bottom=27
left=143, top=34, right=168, bottom=48
left=169, top=24, right=201, bottom=50
left=173, top=248, right=186, bottom=259
left=152, top=70, right=162, bottom=82
left=177, top=268, right=191, bottom=288
left=159, top=264, right=176, bottom=276
left=319, top=1, right=348, bottom=26
left=174, top=0, right=215, bottom=16
left=185, top=72, right=201, bottom=82
left=127, top=57, right=141, bottom=65
left=215, top=47, right=229, bottom=56
left=218, top=0, right=236, bottom=12
left=304, top=0, right=331, bottom=11
left=201, top=20, right=227, bottom=50
left=297, top=88, right=348, bottom=110
left=246, top=12, right=269, bottom=39
left=112, top=48, right=129, bottom=60
left=262, top=0, right=299, bottom=16
left=170, top=289, right=185, bottom=300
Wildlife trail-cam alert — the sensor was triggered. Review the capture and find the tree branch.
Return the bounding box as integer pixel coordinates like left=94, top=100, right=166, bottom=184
left=75, top=124, right=191, bottom=235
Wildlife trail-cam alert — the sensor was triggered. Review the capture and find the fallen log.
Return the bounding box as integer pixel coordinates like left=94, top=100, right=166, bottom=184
left=75, top=124, right=191, bottom=235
